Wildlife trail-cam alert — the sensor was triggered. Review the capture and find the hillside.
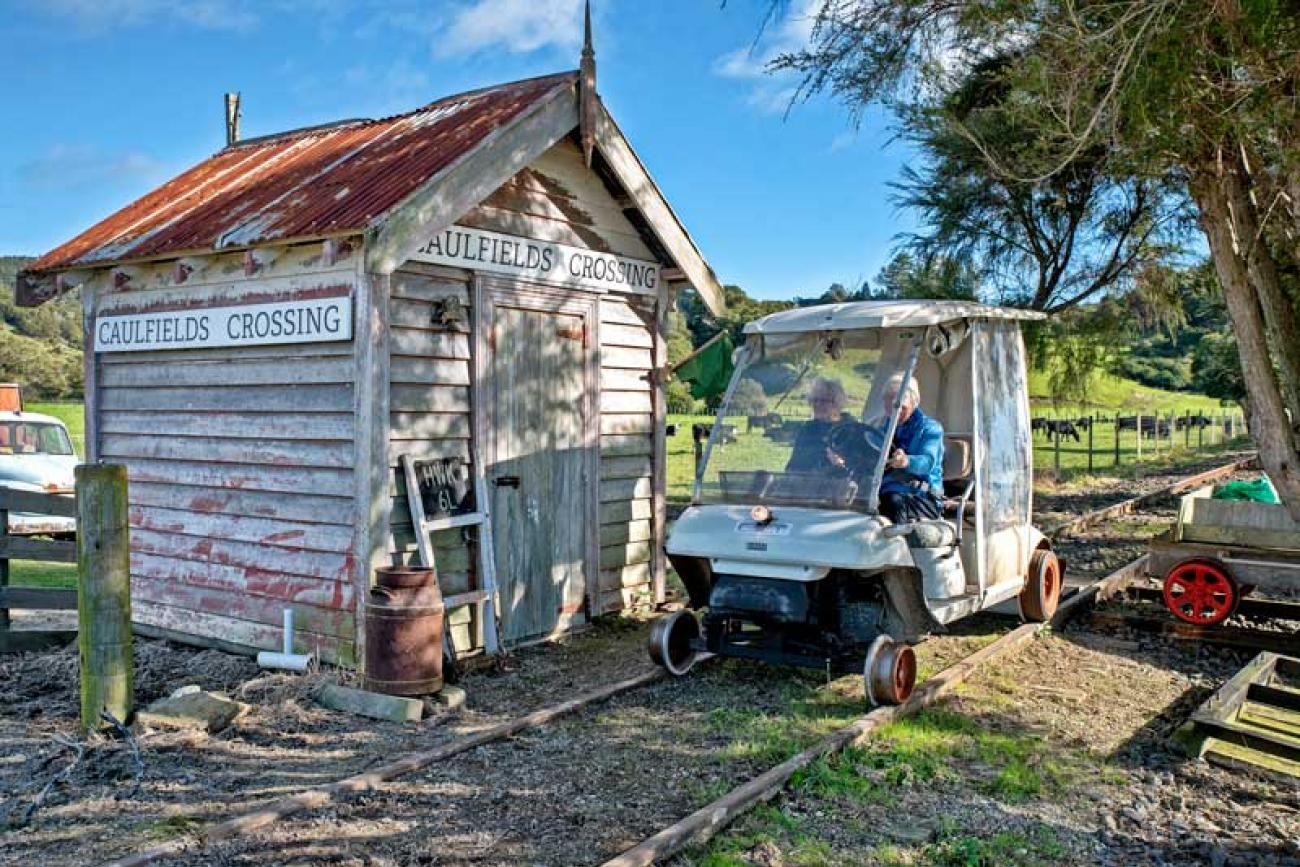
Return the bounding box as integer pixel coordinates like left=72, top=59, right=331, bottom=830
left=1028, top=369, right=1227, bottom=417
left=0, top=255, right=84, bottom=398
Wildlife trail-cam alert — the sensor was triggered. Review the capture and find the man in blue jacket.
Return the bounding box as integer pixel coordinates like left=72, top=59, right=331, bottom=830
left=878, top=373, right=945, bottom=523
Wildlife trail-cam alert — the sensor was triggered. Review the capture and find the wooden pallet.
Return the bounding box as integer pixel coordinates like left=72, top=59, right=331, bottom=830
left=1175, top=652, right=1300, bottom=780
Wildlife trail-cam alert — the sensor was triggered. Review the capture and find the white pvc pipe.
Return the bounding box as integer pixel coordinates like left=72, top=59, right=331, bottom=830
left=257, top=608, right=314, bottom=672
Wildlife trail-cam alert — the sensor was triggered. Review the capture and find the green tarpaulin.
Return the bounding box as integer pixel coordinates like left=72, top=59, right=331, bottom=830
left=675, top=333, right=734, bottom=400
left=1213, top=476, right=1280, bottom=505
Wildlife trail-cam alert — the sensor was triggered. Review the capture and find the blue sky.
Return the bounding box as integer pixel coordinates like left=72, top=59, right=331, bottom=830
left=0, top=0, right=918, bottom=300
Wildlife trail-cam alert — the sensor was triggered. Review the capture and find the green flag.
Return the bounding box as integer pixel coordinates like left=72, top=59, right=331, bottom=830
left=675, top=333, right=735, bottom=400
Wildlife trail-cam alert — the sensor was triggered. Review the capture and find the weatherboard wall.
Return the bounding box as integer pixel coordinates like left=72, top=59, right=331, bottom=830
left=383, top=138, right=666, bottom=652
left=85, top=241, right=365, bottom=665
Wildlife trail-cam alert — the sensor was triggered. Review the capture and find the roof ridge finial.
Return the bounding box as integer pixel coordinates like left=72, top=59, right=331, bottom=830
left=582, top=0, right=594, bottom=62
left=579, top=0, right=597, bottom=167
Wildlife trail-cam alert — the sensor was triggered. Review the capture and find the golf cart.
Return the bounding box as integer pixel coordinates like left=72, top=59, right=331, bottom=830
left=650, top=300, right=1060, bottom=705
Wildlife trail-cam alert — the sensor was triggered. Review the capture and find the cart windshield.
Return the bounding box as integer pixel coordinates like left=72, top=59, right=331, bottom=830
left=694, top=331, right=920, bottom=513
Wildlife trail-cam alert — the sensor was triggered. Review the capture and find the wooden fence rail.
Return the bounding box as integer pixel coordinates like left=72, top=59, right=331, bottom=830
left=1035, top=409, right=1247, bottom=475
left=0, top=485, right=78, bottom=653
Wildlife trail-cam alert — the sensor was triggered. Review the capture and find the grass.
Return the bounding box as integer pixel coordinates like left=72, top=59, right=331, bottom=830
left=7, top=559, right=76, bottom=589
left=689, top=704, right=1088, bottom=865
left=923, top=827, right=1067, bottom=867
left=706, top=683, right=866, bottom=767
left=790, top=709, right=1079, bottom=806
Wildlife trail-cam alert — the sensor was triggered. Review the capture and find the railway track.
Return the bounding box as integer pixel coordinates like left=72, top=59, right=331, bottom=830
left=1087, top=585, right=1300, bottom=658
left=96, top=456, right=1259, bottom=867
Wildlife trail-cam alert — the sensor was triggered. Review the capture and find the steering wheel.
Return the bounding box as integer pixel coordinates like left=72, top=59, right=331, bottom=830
left=826, top=421, right=884, bottom=476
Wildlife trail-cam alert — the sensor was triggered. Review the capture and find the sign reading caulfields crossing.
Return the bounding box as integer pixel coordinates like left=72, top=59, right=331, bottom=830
left=411, top=225, right=661, bottom=294
left=95, top=294, right=353, bottom=353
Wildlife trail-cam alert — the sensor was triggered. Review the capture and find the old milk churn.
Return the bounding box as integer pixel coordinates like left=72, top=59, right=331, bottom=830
left=363, top=566, right=445, bottom=695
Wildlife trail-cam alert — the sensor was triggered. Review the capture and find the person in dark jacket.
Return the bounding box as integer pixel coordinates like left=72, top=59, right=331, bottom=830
left=877, top=373, right=945, bottom=523
left=785, top=377, right=852, bottom=475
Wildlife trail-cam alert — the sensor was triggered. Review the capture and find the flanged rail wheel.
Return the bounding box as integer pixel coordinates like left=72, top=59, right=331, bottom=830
left=864, top=636, right=916, bottom=707
left=1163, top=558, right=1237, bottom=626
left=648, top=610, right=701, bottom=676
left=1020, top=548, right=1062, bottom=622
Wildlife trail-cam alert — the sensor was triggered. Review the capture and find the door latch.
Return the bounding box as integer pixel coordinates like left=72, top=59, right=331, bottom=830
left=493, top=475, right=521, bottom=488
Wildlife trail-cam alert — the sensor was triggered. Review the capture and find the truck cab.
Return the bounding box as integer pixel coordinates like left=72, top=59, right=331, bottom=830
left=0, top=384, right=77, bottom=536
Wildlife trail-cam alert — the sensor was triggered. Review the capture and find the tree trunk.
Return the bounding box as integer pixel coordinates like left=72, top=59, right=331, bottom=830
left=1223, top=148, right=1300, bottom=423
left=1189, top=158, right=1300, bottom=523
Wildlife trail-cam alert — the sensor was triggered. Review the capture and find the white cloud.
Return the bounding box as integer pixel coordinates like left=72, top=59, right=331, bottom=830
left=433, top=0, right=584, bottom=58
left=745, top=85, right=799, bottom=116
left=713, top=0, right=820, bottom=112
left=18, top=145, right=166, bottom=193
left=829, top=130, right=856, bottom=152
left=39, top=0, right=260, bottom=32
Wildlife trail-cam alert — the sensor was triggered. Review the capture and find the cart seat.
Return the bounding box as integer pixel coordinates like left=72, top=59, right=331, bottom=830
left=942, top=434, right=972, bottom=496
left=940, top=434, right=975, bottom=534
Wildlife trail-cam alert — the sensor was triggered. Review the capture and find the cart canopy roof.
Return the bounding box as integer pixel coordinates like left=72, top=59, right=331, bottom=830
left=743, top=299, right=1046, bottom=336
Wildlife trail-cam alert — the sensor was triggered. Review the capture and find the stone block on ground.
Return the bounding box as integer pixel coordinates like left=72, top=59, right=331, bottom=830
left=317, top=683, right=424, bottom=723
left=137, top=691, right=247, bottom=733
left=435, top=685, right=467, bottom=711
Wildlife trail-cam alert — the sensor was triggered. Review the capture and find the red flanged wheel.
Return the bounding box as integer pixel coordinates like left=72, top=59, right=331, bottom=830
left=1020, top=548, right=1062, bottom=622
left=864, top=636, right=917, bottom=707
left=1163, top=558, right=1237, bottom=626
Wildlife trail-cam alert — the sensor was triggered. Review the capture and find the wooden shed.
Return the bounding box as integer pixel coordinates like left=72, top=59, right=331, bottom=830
left=15, top=45, right=726, bottom=665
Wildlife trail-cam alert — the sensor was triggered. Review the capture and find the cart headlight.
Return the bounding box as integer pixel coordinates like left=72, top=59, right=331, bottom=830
left=750, top=505, right=773, bottom=525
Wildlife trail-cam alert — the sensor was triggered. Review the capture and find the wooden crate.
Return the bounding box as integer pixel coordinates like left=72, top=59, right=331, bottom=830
left=1174, top=485, right=1300, bottom=551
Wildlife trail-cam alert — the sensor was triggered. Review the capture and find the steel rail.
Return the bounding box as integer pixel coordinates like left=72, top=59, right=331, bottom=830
left=1047, top=455, right=1256, bottom=539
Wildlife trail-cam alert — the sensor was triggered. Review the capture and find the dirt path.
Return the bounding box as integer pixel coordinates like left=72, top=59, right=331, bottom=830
left=0, top=452, right=1278, bottom=866
left=0, top=619, right=1005, bottom=867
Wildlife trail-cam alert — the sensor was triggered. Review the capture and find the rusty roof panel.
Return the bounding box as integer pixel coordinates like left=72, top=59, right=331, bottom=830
left=27, top=72, right=576, bottom=274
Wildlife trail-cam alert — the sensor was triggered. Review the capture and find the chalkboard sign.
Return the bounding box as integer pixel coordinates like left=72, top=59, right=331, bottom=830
left=412, top=456, right=473, bottom=519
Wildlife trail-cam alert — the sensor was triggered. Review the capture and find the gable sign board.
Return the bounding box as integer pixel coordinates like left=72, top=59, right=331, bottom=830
left=95, top=294, right=353, bottom=353
left=411, top=225, right=661, bottom=295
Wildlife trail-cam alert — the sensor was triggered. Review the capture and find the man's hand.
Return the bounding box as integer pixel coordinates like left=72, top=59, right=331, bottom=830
left=888, top=448, right=909, bottom=470
left=826, top=448, right=847, bottom=469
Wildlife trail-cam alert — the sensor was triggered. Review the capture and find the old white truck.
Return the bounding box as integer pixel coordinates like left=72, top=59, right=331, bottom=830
left=0, top=385, right=78, bottom=536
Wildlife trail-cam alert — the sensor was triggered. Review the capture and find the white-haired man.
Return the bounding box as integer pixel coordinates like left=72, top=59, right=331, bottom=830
left=785, top=377, right=851, bottom=474
left=878, top=373, right=945, bottom=523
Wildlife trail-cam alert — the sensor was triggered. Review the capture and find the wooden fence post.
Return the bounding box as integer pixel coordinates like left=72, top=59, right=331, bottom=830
left=1114, top=417, right=1121, bottom=467
left=77, top=463, right=133, bottom=733
left=0, top=505, right=8, bottom=637
left=1136, top=413, right=1143, bottom=462
left=1053, top=427, right=1061, bottom=474
left=1087, top=414, right=1094, bottom=474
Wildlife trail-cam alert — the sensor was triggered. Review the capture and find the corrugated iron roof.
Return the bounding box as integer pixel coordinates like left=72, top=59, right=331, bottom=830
left=26, top=72, right=577, bottom=274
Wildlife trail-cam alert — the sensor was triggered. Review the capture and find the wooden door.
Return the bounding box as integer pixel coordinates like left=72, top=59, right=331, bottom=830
left=484, top=287, right=595, bottom=644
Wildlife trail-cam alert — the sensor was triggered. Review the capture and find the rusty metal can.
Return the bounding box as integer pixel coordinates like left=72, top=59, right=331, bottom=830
left=363, top=566, right=444, bottom=695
